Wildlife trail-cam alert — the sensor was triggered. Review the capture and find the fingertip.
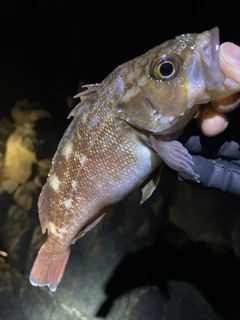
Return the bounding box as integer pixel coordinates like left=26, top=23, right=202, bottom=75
left=211, top=93, right=240, bottom=113
left=198, top=106, right=228, bottom=137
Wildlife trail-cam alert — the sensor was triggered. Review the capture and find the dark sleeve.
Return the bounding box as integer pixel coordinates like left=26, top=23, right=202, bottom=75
left=175, top=108, right=240, bottom=196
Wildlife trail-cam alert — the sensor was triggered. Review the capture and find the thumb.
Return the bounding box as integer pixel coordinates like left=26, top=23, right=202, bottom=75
left=220, top=42, right=240, bottom=83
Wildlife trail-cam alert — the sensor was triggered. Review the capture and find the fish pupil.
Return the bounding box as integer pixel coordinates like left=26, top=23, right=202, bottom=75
left=160, top=62, right=174, bottom=77
left=151, top=55, right=180, bottom=80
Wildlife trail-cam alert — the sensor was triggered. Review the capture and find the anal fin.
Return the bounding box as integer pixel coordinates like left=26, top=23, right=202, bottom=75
left=71, top=212, right=106, bottom=244
left=141, top=167, right=162, bottom=204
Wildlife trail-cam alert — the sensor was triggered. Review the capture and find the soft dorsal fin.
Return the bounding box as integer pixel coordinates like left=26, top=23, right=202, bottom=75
left=68, top=83, right=101, bottom=118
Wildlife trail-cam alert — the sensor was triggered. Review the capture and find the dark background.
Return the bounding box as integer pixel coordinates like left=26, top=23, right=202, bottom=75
left=0, top=1, right=239, bottom=107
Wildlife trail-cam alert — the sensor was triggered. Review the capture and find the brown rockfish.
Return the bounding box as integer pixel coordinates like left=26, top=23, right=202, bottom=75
left=29, top=27, right=240, bottom=291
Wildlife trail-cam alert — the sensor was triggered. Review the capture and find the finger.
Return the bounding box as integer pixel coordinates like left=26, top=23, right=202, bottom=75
left=197, top=104, right=228, bottom=137
left=220, top=42, right=240, bottom=83
left=211, top=92, right=240, bottom=113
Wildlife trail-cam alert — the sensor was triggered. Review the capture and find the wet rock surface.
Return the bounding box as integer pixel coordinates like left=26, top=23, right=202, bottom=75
left=0, top=92, right=240, bottom=320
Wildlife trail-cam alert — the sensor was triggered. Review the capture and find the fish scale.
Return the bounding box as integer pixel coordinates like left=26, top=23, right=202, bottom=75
left=29, top=27, right=240, bottom=291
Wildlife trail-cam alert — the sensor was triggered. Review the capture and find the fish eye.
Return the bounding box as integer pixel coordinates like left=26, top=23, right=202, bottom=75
left=151, top=55, right=181, bottom=81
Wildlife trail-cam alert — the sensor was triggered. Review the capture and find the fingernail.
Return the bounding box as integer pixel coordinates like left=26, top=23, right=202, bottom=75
left=220, top=42, right=240, bottom=69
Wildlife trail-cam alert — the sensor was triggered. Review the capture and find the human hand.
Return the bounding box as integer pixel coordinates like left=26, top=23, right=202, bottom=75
left=176, top=42, right=240, bottom=195
left=198, top=42, right=240, bottom=137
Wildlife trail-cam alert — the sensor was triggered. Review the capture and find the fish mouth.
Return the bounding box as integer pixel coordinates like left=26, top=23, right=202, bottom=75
left=199, top=27, right=225, bottom=90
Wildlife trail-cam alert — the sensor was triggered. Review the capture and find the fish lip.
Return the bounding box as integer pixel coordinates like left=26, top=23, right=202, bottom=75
left=200, top=27, right=225, bottom=90
left=209, top=27, right=221, bottom=63
left=209, top=27, right=222, bottom=74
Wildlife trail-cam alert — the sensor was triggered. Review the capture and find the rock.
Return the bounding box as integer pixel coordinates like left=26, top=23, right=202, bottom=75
left=11, top=99, right=51, bottom=125
left=1, top=100, right=51, bottom=193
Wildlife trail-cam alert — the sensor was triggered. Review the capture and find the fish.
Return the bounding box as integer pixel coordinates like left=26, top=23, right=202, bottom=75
left=29, top=27, right=240, bottom=291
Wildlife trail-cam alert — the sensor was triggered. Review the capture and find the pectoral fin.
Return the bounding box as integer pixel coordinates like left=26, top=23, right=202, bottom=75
left=141, top=167, right=162, bottom=204
left=150, top=136, right=199, bottom=182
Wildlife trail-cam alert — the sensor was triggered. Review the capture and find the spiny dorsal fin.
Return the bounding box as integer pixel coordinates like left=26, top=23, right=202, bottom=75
left=68, top=83, right=101, bottom=119
left=73, top=83, right=100, bottom=99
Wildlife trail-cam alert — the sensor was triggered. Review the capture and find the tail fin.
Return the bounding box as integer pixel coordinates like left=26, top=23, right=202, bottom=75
left=29, top=242, right=70, bottom=292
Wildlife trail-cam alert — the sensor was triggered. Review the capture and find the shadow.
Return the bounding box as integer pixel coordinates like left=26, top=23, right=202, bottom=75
left=96, top=230, right=240, bottom=319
